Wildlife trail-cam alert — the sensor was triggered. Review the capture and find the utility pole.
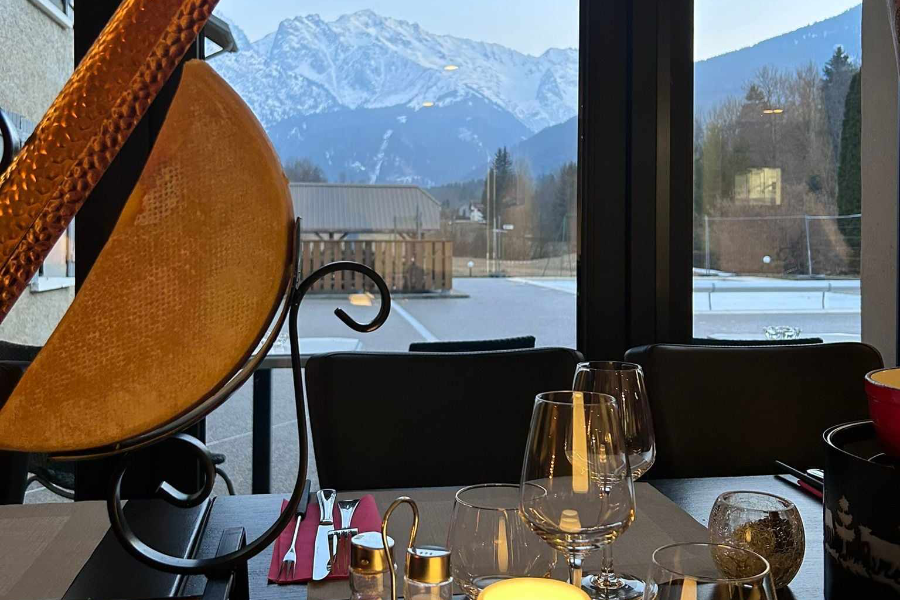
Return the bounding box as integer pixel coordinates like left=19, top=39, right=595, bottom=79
left=492, top=166, right=498, bottom=274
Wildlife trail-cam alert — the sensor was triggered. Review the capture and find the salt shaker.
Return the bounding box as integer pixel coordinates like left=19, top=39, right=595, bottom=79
left=404, top=545, right=453, bottom=600
left=349, top=531, right=396, bottom=600
left=381, top=496, right=454, bottom=600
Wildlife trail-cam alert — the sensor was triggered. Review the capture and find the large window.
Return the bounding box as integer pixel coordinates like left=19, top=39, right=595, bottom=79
left=211, top=1, right=578, bottom=355
left=693, top=1, right=862, bottom=343
left=206, top=1, right=578, bottom=493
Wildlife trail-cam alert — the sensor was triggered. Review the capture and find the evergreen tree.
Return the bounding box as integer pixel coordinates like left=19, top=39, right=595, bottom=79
left=492, top=147, right=514, bottom=203
left=837, top=71, right=861, bottom=257
left=821, top=46, right=857, bottom=164
left=553, top=162, right=577, bottom=242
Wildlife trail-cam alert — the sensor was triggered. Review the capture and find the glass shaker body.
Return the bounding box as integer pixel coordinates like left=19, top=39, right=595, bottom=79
left=404, top=545, right=453, bottom=600
left=350, top=569, right=394, bottom=600
left=403, top=577, right=454, bottom=600
left=349, top=532, right=395, bottom=600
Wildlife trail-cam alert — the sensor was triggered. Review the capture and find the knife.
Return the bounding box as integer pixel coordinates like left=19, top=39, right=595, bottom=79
left=312, top=489, right=337, bottom=581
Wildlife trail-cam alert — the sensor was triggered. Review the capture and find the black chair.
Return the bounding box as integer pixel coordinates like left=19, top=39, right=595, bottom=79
left=625, top=342, right=883, bottom=479
left=409, top=336, right=536, bottom=352
left=305, top=347, right=583, bottom=490
left=690, top=337, right=823, bottom=346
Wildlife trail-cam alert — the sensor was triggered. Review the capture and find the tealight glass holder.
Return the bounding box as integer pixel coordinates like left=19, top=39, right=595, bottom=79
left=708, top=491, right=805, bottom=588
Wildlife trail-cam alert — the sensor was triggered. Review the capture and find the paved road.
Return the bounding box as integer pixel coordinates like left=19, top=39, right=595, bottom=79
left=22, top=276, right=861, bottom=502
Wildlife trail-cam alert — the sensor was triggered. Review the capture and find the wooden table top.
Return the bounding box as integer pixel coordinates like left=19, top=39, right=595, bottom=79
left=183, top=474, right=824, bottom=600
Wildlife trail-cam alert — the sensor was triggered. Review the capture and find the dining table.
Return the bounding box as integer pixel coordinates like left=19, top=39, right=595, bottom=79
left=1, top=474, right=824, bottom=600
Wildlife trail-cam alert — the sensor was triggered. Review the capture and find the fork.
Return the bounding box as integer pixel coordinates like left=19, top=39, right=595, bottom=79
left=278, top=505, right=304, bottom=580
left=278, top=480, right=311, bottom=580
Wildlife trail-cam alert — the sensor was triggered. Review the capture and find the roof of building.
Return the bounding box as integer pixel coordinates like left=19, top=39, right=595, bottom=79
left=289, top=183, right=442, bottom=233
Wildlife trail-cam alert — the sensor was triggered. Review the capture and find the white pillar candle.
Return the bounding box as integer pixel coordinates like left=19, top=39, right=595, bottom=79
left=479, top=577, right=590, bottom=599
left=572, top=391, right=589, bottom=493
left=497, top=512, right=509, bottom=573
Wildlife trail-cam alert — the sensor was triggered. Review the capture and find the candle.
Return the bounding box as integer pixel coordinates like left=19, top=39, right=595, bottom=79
left=680, top=577, right=698, bottom=600
left=479, top=577, right=590, bottom=599
left=559, top=509, right=582, bottom=533
left=572, top=391, right=589, bottom=493
left=497, top=512, right=509, bottom=573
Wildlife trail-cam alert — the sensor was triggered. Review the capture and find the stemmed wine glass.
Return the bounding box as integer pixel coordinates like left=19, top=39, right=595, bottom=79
left=573, top=361, right=655, bottom=600
left=519, top=391, right=636, bottom=587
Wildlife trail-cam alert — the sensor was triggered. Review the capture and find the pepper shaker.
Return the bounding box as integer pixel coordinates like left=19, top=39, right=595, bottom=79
left=349, top=531, right=396, bottom=600
left=404, top=545, right=453, bottom=600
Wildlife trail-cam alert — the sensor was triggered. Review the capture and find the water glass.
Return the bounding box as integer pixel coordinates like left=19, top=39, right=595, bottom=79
left=643, top=543, right=777, bottom=600
left=448, top=483, right=557, bottom=599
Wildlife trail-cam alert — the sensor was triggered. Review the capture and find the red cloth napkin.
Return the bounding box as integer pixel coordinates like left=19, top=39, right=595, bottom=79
left=267, top=494, right=381, bottom=584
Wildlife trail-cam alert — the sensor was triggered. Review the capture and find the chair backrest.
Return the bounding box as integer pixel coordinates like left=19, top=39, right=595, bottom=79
left=409, top=336, right=536, bottom=353
left=624, top=342, right=883, bottom=479
left=306, top=347, right=583, bottom=490
left=690, top=337, right=823, bottom=347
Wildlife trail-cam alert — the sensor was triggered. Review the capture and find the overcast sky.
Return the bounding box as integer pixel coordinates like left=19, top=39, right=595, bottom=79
left=215, top=1, right=861, bottom=59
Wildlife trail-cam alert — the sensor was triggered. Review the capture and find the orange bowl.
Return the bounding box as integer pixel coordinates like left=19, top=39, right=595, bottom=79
left=865, top=367, right=900, bottom=456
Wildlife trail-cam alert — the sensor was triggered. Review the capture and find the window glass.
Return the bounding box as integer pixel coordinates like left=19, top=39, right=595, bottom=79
left=212, top=1, right=578, bottom=354
left=210, top=0, right=578, bottom=492
left=693, top=1, right=862, bottom=343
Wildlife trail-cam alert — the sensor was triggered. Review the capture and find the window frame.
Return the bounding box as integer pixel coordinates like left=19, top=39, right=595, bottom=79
left=577, top=0, right=693, bottom=360
left=30, top=0, right=74, bottom=29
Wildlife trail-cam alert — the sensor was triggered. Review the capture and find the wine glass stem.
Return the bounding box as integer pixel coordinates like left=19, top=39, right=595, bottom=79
left=568, top=555, right=583, bottom=586
left=597, top=544, right=620, bottom=587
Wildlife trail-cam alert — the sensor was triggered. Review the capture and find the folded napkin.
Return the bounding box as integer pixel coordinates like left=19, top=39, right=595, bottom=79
left=268, top=494, right=381, bottom=584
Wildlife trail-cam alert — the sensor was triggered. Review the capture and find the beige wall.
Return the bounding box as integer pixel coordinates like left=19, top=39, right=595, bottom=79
left=0, top=0, right=74, bottom=346
left=861, top=0, right=898, bottom=366
left=0, top=287, right=74, bottom=345
left=0, top=0, right=73, bottom=122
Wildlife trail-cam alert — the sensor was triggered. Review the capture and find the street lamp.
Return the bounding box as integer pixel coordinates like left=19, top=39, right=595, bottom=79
left=762, top=107, right=785, bottom=164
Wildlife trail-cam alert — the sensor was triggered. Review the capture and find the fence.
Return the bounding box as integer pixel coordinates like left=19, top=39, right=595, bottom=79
left=301, top=240, right=453, bottom=293
left=695, top=214, right=861, bottom=277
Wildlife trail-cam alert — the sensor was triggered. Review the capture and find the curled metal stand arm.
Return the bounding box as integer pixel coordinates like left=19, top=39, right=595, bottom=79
left=106, top=261, right=391, bottom=577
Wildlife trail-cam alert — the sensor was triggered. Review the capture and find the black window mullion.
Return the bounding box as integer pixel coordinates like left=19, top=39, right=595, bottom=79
left=577, top=0, right=630, bottom=360
left=578, top=0, right=692, bottom=360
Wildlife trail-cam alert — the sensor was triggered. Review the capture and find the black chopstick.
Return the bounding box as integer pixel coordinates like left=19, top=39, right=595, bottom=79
left=775, top=460, right=823, bottom=491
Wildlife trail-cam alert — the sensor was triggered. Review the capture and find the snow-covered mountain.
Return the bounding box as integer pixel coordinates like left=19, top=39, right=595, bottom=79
left=210, top=10, right=578, bottom=185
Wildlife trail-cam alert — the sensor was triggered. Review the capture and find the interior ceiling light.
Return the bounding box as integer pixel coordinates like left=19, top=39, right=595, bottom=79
left=422, top=101, right=435, bottom=107
left=444, top=65, right=459, bottom=71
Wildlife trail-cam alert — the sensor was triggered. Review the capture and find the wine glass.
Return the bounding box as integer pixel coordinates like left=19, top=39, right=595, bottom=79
left=573, top=361, right=655, bottom=599
left=519, top=391, right=636, bottom=587
left=448, top=483, right=558, bottom=599
left=643, top=543, right=777, bottom=600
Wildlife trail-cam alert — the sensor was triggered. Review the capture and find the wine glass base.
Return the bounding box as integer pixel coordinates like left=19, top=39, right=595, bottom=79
left=582, top=573, right=645, bottom=600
